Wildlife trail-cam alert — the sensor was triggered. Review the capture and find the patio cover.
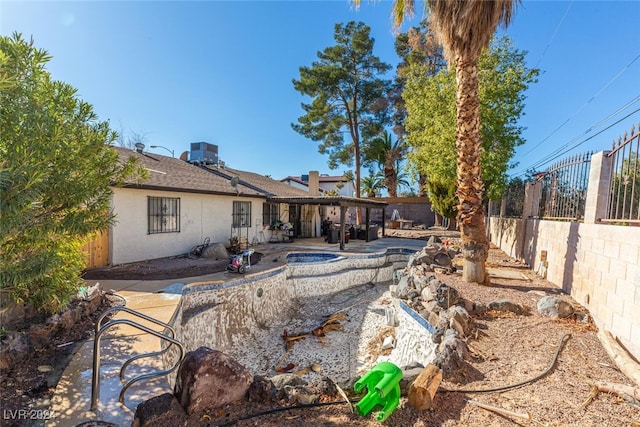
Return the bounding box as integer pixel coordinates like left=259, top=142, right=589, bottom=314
left=267, top=196, right=388, bottom=250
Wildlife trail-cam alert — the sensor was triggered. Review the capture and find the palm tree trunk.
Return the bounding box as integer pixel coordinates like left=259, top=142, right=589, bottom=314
left=433, top=211, right=442, bottom=227
left=384, top=164, right=397, bottom=198
left=418, top=173, right=427, bottom=197
left=455, top=53, right=489, bottom=283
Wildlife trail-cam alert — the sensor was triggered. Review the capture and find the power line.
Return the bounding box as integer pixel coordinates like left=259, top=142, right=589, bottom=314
left=510, top=106, right=640, bottom=178
left=518, top=52, right=640, bottom=159
left=512, top=96, right=640, bottom=175
left=535, top=0, right=573, bottom=68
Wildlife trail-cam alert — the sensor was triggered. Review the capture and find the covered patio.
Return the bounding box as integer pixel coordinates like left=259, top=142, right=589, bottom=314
left=267, top=195, right=388, bottom=250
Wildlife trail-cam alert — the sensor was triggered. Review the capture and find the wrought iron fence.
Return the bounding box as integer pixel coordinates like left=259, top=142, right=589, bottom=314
left=603, top=122, right=640, bottom=225
left=539, top=152, right=592, bottom=221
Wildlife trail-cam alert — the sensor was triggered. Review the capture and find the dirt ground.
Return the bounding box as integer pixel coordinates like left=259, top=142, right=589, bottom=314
left=82, top=255, right=231, bottom=281
left=2, top=229, right=639, bottom=426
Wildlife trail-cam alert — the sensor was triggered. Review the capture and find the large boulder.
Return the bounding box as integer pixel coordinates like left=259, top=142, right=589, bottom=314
left=201, top=242, right=229, bottom=260
left=537, top=296, right=574, bottom=319
left=174, top=347, right=253, bottom=415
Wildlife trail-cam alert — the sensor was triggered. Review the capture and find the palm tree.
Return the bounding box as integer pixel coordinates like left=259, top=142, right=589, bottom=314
left=361, top=171, right=385, bottom=198
left=363, top=131, right=407, bottom=197
left=356, top=0, right=518, bottom=283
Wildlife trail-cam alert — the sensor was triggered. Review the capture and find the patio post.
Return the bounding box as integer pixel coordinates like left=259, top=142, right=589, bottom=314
left=365, top=207, right=371, bottom=242
left=339, top=205, right=346, bottom=250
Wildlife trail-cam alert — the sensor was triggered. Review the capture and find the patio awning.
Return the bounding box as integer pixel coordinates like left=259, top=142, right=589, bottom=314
left=267, top=195, right=388, bottom=209
left=267, top=195, right=387, bottom=250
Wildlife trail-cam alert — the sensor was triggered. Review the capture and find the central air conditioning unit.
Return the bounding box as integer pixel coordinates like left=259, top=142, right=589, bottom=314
left=189, top=142, right=219, bottom=165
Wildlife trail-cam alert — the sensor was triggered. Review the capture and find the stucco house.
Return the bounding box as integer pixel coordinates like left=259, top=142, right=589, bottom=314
left=281, top=174, right=355, bottom=197
left=109, top=146, right=310, bottom=265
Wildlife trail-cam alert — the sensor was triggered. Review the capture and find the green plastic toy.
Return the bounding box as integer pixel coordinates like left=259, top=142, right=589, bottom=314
left=354, top=361, right=403, bottom=422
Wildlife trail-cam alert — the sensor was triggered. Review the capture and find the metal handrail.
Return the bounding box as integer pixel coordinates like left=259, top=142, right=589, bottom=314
left=91, top=306, right=185, bottom=411
left=95, top=306, right=178, bottom=383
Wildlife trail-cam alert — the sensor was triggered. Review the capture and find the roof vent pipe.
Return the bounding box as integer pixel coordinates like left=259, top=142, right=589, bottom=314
left=134, top=142, right=145, bottom=153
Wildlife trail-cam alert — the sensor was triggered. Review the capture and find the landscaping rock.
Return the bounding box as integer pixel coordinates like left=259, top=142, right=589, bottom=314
left=434, top=283, right=460, bottom=309
left=487, top=300, right=523, bottom=314
left=132, top=393, right=186, bottom=427
left=447, top=306, right=471, bottom=337
left=201, top=242, right=229, bottom=260
left=537, top=296, right=574, bottom=319
left=433, top=329, right=468, bottom=378
left=427, top=236, right=442, bottom=246
left=283, top=385, right=319, bottom=405
left=247, top=375, right=276, bottom=403
left=433, top=252, right=452, bottom=267
left=270, top=373, right=306, bottom=390
left=174, top=347, right=252, bottom=415
left=396, top=275, right=413, bottom=299
left=413, top=274, right=430, bottom=293
left=421, top=287, right=434, bottom=302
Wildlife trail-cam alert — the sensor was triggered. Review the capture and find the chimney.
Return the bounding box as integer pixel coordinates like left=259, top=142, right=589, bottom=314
left=308, top=171, right=320, bottom=196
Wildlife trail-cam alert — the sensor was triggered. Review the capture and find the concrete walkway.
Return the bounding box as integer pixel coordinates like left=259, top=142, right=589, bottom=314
left=47, top=237, right=426, bottom=426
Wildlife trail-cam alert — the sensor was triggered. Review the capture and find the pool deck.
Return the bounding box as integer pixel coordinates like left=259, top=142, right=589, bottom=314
left=47, top=237, right=427, bottom=427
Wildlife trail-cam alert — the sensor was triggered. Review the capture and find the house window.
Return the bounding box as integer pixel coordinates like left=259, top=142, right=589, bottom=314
left=148, top=196, right=180, bottom=234
left=262, top=203, right=279, bottom=226
left=232, top=201, right=251, bottom=228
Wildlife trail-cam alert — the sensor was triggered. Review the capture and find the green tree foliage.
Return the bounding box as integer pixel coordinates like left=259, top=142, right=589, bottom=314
left=502, top=176, right=526, bottom=217
left=404, top=35, right=538, bottom=215
left=392, top=21, right=446, bottom=195
left=426, top=179, right=457, bottom=227
left=0, top=34, right=143, bottom=312
left=292, top=21, right=391, bottom=201
left=362, top=131, right=407, bottom=197
left=360, top=171, right=385, bottom=198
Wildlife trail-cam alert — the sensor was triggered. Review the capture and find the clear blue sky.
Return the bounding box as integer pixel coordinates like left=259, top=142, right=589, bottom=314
left=2, top=1, right=639, bottom=182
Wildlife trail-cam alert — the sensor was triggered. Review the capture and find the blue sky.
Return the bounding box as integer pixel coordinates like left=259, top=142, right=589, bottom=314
left=2, top=0, right=639, bottom=183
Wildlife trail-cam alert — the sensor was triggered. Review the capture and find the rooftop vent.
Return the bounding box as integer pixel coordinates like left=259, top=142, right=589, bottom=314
left=189, top=142, right=219, bottom=165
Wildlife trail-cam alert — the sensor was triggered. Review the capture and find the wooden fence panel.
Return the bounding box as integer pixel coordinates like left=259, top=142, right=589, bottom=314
left=83, top=231, right=109, bottom=269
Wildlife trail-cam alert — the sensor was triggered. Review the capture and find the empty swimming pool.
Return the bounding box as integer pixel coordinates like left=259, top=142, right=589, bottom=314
left=162, top=246, right=436, bottom=388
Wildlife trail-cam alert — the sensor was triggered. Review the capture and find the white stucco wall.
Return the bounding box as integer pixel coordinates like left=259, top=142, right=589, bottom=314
left=110, top=188, right=266, bottom=265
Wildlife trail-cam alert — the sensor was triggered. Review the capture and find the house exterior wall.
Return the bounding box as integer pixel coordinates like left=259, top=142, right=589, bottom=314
left=282, top=177, right=354, bottom=197
left=319, top=181, right=354, bottom=197
left=111, top=188, right=265, bottom=265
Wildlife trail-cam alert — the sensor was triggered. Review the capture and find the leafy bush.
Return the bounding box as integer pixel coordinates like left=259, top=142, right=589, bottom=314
left=0, top=34, right=142, bottom=312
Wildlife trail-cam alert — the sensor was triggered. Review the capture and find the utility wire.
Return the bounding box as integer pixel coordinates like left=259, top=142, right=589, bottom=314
left=535, top=0, right=574, bottom=68
left=525, top=106, right=640, bottom=172
left=511, top=96, right=640, bottom=176
left=518, top=52, right=640, bottom=160
left=511, top=107, right=640, bottom=178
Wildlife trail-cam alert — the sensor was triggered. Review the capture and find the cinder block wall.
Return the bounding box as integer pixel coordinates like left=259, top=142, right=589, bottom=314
left=528, top=220, right=639, bottom=359
left=489, top=215, right=640, bottom=361
left=370, top=197, right=436, bottom=227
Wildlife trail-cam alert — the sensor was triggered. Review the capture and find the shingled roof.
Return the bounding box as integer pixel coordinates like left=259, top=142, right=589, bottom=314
left=114, top=146, right=309, bottom=198
left=201, top=165, right=310, bottom=198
